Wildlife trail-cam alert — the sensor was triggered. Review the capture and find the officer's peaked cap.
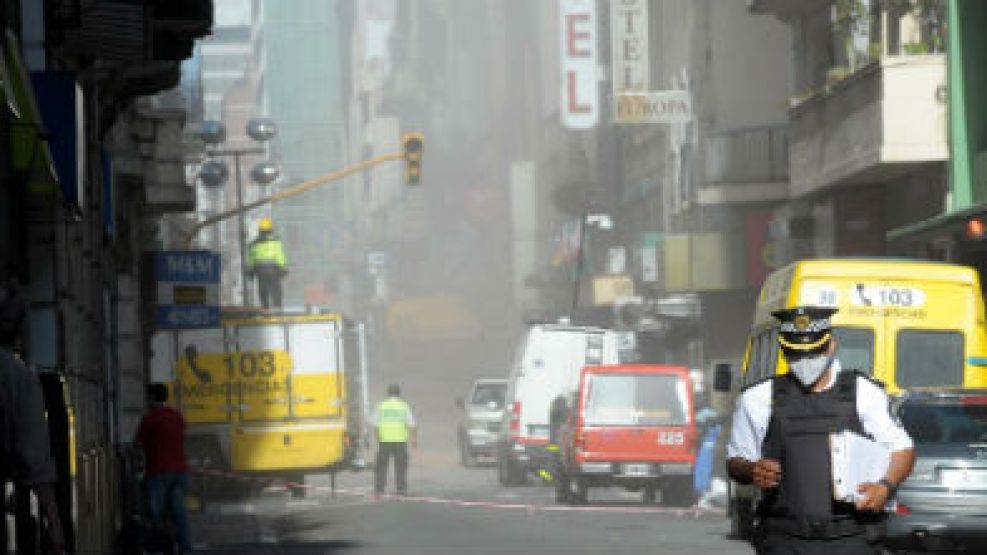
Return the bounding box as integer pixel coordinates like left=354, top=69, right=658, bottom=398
left=771, top=305, right=837, bottom=352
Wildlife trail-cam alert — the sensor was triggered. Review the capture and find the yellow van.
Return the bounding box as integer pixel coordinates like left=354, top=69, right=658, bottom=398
left=741, top=258, right=987, bottom=394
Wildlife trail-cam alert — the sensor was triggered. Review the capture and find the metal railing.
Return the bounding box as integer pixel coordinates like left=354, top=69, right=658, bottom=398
left=704, top=125, right=788, bottom=185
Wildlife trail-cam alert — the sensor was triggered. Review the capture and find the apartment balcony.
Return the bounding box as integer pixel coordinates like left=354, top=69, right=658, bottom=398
left=787, top=55, right=947, bottom=198
left=699, top=125, right=788, bottom=205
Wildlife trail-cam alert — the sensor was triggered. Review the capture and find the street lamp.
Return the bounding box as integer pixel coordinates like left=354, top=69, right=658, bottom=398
left=571, top=212, right=613, bottom=313
left=198, top=118, right=280, bottom=306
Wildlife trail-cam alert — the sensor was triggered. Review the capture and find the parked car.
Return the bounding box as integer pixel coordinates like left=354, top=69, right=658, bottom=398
left=497, top=323, right=623, bottom=485
left=456, top=379, right=507, bottom=467
left=883, top=388, right=987, bottom=553
left=555, top=364, right=699, bottom=505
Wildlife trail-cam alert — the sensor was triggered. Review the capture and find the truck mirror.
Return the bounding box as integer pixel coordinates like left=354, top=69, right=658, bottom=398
left=713, top=363, right=732, bottom=393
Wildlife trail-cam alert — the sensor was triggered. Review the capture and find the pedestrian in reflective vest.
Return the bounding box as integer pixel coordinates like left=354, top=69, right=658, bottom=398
left=247, top=218, right=287, bottom=309
left=372, top=384, right=418, bottom=495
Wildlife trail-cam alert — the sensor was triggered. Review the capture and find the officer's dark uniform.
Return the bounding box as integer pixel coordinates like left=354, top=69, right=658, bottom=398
left=727, top=306, right=913, bottom=554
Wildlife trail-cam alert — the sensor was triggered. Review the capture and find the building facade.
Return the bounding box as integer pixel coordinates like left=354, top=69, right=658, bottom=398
left=1, top=1, right=211, bottom=551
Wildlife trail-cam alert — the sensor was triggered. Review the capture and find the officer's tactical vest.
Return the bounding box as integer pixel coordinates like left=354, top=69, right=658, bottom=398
left=759, top=371, right=867, bottom=519
left=377, top=397, right=411, bottom=443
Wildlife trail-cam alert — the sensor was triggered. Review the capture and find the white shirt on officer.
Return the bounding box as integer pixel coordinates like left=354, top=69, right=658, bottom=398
left=726, top=359, right=913, bottom=463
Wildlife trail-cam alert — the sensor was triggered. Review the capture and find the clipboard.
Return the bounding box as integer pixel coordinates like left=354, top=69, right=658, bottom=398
left=829, top=430, right=891, bottom=502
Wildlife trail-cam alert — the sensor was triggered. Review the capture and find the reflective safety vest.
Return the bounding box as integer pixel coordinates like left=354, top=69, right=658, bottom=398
left=376, top=397, right=411, bottom=443
left=248, top=237, right=286, bottom=269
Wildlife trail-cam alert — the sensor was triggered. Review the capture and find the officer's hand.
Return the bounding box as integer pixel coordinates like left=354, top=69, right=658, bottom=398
left=855, top=482, right=889, bottom=512
left=752, top=458, right=782, bottom=489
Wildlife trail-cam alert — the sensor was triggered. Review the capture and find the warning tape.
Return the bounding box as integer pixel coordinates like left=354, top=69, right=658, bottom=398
left=190, top=467, right=714, bottom=517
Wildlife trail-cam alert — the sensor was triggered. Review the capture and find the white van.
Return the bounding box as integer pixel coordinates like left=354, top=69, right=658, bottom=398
left=497, top=323, right=622, bottom=485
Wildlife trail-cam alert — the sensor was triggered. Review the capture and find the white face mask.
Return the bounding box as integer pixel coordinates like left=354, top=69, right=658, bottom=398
left=788, top=353, right=833, bottom=387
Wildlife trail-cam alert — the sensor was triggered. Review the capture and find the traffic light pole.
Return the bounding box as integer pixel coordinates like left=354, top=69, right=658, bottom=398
left=185, top=150, right=406, bottom=247
left=233, top=151, right=250, bottom=306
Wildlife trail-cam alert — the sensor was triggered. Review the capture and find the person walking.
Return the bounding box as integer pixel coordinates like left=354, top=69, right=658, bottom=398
left=0, top=276, right=65, bottom=554
left=372, top=384, right=418, bottom=495
left=247, top=217, right=288, bottom=309
left=726, top=306, right=915, bottom=554
left=135, top=383, right=192, bottom=554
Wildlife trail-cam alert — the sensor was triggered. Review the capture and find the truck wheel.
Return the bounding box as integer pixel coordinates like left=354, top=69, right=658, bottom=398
left=571, top=479, right=589, bottom=504
left=287, top=473, right=307, bottom=499
left=642, top=485, right=657, bottom=504
left=555, top=472, right=571, bottom=503
left=498, top=455, right=525, bottom=486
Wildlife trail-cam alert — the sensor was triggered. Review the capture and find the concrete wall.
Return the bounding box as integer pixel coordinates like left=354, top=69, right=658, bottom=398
left=708, top=0, right=791, bottom=131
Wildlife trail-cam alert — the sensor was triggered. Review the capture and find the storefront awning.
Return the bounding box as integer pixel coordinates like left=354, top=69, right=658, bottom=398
left=1, top=29, right=58, bottom=194
left=887, top=203, right=987, bottom=244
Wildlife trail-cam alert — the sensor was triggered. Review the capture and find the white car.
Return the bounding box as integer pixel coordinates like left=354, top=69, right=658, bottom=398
left=456, top=379, right=508, bottom=466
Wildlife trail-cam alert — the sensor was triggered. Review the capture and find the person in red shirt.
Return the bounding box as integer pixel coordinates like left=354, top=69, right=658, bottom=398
left=135, top=383, right=192, bottom=553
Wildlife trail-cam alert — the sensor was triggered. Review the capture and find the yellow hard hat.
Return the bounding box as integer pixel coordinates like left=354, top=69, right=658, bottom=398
left=259, top=217, right=273, bottom=232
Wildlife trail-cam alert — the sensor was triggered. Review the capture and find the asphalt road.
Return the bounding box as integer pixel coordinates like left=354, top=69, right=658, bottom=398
left=186, top=449, right=752, bottom=555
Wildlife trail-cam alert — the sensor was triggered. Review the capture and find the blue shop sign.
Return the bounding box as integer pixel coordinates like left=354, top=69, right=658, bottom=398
left=154, top=251, right=221, bottom=329
left=155, top=251, right=221, bottom=284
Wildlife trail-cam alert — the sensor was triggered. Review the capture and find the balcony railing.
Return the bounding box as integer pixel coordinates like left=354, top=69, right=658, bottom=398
left=704, top=125, right=788, bottom=185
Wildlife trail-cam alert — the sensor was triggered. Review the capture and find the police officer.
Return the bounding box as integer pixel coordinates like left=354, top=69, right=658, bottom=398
left=726, top=306, right=915, bottom=554
left=247, top=217, right=287, bottom=309
left=372, top=384, right=418, bottom=495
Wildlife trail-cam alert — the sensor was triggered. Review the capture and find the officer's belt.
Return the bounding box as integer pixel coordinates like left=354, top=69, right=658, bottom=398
left=762, top=516, right=864, bottom=540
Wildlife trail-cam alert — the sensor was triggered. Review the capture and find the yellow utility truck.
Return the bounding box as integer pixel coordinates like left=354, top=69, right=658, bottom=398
left=149, top=309, right=369, bottom=497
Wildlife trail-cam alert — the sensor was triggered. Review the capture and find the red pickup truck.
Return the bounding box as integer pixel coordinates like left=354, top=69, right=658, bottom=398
left=556, top=364, right=698, bottom=505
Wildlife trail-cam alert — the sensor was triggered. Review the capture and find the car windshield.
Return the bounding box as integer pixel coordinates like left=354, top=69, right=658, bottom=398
left=898, top=396, right=987, bottom=445
left=471, top=383, right=505, bottom=408
left=583, top=374, right=689, bottom=427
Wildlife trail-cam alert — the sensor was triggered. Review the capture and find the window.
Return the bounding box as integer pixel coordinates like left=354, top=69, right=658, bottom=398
left=584, top=374, right=689, bottom=427
left=744, top=335, right=764, bottom=386
left=832, top=327, right=874, bottom=375
left=471, top=383, right=506, bottom=409
left=898, top=399, right=987, bottom=445
left=896, top=330, right=964, bottom=388
left=757, top=331, right=775, bottom=381
left=765, top=329, right=779, bottom=378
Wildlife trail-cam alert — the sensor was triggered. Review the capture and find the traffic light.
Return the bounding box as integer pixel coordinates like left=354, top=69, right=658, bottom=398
left=402, top=132, right=424, bottom=185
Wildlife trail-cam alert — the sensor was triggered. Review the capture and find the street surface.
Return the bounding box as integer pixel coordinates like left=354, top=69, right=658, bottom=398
left=187, top=450, right=749, bottom=554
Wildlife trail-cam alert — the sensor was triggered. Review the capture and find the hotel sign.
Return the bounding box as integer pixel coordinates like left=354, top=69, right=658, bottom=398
left=560, top=0, right=598, bottom=129
left=615, top=90, right=692, bottom=124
